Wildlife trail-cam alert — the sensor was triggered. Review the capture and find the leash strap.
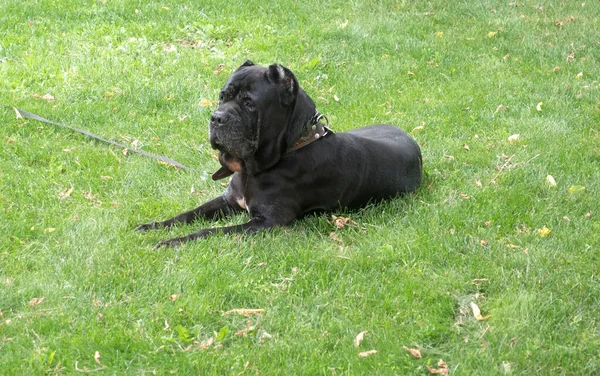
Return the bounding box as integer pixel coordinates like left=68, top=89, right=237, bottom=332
left=5, top=105, right=194, bottom=171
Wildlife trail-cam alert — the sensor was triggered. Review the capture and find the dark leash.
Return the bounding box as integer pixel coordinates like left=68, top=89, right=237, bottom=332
left=4, top=105, right=194, bottom=171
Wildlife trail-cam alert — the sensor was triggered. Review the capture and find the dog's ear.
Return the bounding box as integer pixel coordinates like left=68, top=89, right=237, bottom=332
left=240, top=60, right=254, bottom=67
left=268, top=64, right=298, bottom=107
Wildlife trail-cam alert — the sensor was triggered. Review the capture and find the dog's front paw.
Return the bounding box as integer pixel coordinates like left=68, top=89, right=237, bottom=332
left=135, top=222, right=158, bottom=232
left=153, top=237, right=185, bottom=249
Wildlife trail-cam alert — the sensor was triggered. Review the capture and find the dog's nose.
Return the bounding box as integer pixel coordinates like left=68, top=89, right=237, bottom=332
left=210, top=111, right=227, bottom=125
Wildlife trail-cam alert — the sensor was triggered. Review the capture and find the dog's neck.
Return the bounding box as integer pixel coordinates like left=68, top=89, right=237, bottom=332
left=285, top=89, right=318, bottom=149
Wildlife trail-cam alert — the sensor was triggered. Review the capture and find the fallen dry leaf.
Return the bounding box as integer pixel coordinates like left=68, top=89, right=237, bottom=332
left=508, top=134, right=520, bottom=144
left=487, top=31, right=497, bottom=38
left=339, top=19, right=349, bottom=29
left=235, top=328, right=251, bottom=337
left=459, top=193, right=470, bottom=199
left=333, top=94, right=340, bottom=102
left=58, top=186, right=74, bottom=199
left=576, top=72, right=583, bottom=79
left=443, top=154, right=454, bottom=161
left=200, top=337, right=214, bottom=350
left=566, top=50, right=575, bottom=62
left=199, top=98, right=214, bottom=107
left=537, top=226, right=551, bottom=237
left=411, top=124, right=425, bottom=133
left=462, top=143, right=470, bottom=151
left=28, top=297, right=45, bottom=308
left=332, top=216, right=352, bottom=229
left=223, top=308, right=265, bottom=317
left=94, top=351, right=103, bottom=366
left=546, top=175, right=557, bottom=187
left=402, top=346, right=422, bottom=358
left=475, top=180, right=482, bottom=188
left=470, top=302, right=491, bottom=321
left=169, top=294, right=179, bottom=302
left=536, top=102, right=543, bottom=111
left=480, top=239, right=488, bottom=246
left=354, top=331, right=368, bottom=348
left=41, top=93, right=55, bottom=102
left=495, top=104, right=508, bottom=113
left=358, top=350, right=377, bottom=358
left=428, top=359, right=449, bottom=375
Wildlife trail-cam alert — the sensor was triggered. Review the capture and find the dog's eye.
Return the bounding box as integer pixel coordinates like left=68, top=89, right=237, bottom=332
left=243, top=97, right=255, bottom=111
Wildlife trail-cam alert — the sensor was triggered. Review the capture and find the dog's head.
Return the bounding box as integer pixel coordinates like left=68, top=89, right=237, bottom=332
left=209, top=61, right=315, bottom=178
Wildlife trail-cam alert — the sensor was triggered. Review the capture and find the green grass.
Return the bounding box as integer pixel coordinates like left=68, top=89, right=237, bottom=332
left=1, top=0, right=599, bottom=374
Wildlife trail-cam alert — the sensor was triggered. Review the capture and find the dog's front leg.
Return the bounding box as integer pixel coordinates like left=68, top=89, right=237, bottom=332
left=153, top=215, right=276, bottom=248
left=136, top=195, right=242, bottom=231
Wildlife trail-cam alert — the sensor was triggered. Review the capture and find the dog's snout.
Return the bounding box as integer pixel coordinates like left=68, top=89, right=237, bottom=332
left=210, top=111, right=227, bottom=125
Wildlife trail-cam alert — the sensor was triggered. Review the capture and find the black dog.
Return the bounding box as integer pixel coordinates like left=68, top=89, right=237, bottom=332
left=137, top=61, right=422, bottom=248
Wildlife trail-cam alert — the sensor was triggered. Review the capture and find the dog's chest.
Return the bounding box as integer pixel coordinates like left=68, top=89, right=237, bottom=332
left=236, top=196, right=250, bottom=212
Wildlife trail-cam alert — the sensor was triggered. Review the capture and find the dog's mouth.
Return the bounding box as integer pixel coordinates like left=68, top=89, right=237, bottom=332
left=218, top=151, right=243, bottom=172
left=211, top=151, right=243, bottom=181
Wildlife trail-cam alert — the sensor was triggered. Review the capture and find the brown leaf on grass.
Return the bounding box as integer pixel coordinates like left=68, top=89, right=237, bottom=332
left=428, top=359, right=449, bottom=375
left=480, top=239, right=488, bottom=246
left=475, top=180, right=483, bottom=188
left=462, top=143, right=470, bottom=151
left=223, top=308, right=265, bottom=317
left=58, top=186, right=74, bottom=199
left=83, top=191, right=97, bottom=201
left=28, top=297, right=45, bottom=308
left=169, top=294, right=179, bottom=302
left=459, top=193, right=470, bottom=199
left=443, top=154, right=454, bottom=161
left=339, top=19, right=349, bottom=29
left=566, top=50, right=575, bottom=62
left=332, top=216, right=353, bottom=229
left=358, top=350, right=377, bottom=358
left=235, top=328, right=250, bottom=337
left=495, top=104, right=508, bottom=113
left=402, top=346, right=422, bottom=358
left=34, top=93, right=55, bottom=101
left=354, top=331, right=368, bottom=347
left=411, top=123, right=425, bottom=133
left=100, top=175, right=113, bottom=181
left=94, top=351, right=103, bottom=366
left=200, top=337, right=214, bottom=350
left=508, top=134, right=520, bottom=144
left=199, top=98, right=215, bottom=107
left=470, top=302, right=491, bottom=321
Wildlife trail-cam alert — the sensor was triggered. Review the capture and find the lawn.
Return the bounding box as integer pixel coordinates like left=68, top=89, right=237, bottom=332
left=1, top=0, right=599, bottom=374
